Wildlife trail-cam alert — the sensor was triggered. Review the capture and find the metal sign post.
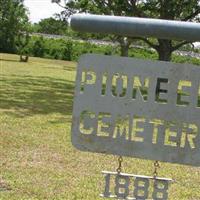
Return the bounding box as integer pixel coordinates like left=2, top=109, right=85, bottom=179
left=71, top=14, right=200, bottom=41
left=70, top=14, right=200, bottom=200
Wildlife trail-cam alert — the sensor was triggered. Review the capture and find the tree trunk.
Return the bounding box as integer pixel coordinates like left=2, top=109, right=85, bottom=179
left=121, top=44, right=129, bottom=57
left=20, top=54, right=29, bottom=62
left=119, top=37, right=130, bottom=57
left=156, top=39, right=172, bottom=61
left=158, top=49, right=172, bottom=61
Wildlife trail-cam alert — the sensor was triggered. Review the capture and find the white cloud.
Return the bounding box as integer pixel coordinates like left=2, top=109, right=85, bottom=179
left=24, top=0, right=65, bottom=23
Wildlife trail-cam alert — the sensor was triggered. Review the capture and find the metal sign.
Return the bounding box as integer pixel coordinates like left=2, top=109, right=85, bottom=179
left=100, top=171, right=173, bottom=200
left=71, top=54, right=200, bottom=166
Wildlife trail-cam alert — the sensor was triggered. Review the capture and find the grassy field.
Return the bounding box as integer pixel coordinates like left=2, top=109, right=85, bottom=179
left=0, top=53, right=200, bottom=200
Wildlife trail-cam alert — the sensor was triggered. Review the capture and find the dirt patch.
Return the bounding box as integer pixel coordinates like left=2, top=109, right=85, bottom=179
left=0, top=177, right=11, bottom=191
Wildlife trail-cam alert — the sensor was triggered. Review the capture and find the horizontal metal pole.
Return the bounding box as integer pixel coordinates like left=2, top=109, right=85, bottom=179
left=71, top=14, right=200, bottom=41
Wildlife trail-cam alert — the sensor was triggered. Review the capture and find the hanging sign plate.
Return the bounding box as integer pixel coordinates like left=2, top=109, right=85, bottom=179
left=71, top=54, right=200, bottom=166
left=100, top=171, right=173, bottom=200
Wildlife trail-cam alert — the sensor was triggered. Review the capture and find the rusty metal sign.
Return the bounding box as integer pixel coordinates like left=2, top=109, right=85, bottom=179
left=71, top=54, right=200, bottom=166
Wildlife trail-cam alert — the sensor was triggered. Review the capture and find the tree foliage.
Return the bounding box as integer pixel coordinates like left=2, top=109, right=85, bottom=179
left=32, top=17, right=68, bottom=35
left=0, top=0, right=30, bottom=54
left=53, top=0, right=200, bottom=61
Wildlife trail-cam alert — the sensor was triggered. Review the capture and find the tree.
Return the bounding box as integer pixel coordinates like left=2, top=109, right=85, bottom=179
left=53, top=0, right=200, bottom=61
left=0, top=0, right=30, bottom=54
left=33, top=17, right=68, bottom=35
left=32, top=37, right=45, bottom=57
left=16, top=30, right=30, bottom=62
left=139, top=0, right=200, bottom=61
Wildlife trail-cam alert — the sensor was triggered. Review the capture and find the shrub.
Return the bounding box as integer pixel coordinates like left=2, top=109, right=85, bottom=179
left=32, top=37, right=45, bottom=57
left=21, top=36, right=200, bottom=66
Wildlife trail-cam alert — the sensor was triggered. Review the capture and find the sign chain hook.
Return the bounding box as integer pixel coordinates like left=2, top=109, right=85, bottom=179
left=116, top=156, right=123, bottom=174
left=153, top=161, right=160, bottom=177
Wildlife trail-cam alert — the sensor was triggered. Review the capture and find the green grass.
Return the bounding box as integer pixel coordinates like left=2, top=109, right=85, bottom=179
left=0, top=53, right=200, bottom=200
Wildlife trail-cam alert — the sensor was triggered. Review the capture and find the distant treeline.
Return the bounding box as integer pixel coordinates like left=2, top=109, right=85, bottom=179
left=23, top=36, right=200, bottom=65
left=27, top=36, right=115, bottom=61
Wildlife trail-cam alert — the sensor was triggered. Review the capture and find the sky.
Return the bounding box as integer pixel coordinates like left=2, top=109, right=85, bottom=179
left=23, top=0, right=200, bottom=47
left=24, top=0, right=65, bottom=23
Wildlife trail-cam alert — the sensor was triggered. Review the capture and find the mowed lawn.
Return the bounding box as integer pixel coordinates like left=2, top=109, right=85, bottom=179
left=0, top=53, right=200, bottom=200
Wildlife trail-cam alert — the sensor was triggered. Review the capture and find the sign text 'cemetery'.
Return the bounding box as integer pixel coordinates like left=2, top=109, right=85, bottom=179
left=71, top=54, right=200, bottom=166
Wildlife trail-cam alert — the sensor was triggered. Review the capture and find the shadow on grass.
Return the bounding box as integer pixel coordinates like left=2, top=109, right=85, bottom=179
left=0, top=58, right=20, bottom=63
left=63, top=65, right=76, bottom=72
left=0, top=74, right=74, bottom=118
